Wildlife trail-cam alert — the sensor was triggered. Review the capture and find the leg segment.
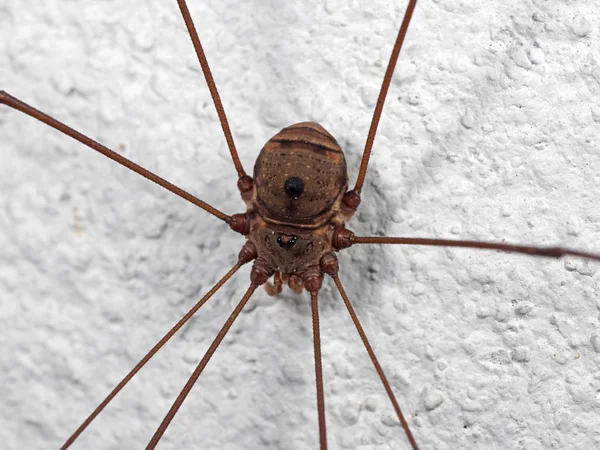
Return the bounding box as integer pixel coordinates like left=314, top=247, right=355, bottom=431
left=334, top=229, right=600, bottom=262
left=310, top=290, right=327, bottom=450
left=352, top=0, right=418, bottom=194
left=320, top=253, right=419, bottom=450
left=0, top=91, right=231, bottom=224
left=60, top=241, right=258, bottom=449
left=145, top=282, right=258, bottom=449
left=175, top=0, right=250, bottom=187
left=145, top=257, right=271, bottom=449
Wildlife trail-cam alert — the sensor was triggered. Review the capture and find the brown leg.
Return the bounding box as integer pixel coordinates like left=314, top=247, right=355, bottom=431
left=60, top=262, right=243, bottom=449
left=352, top=0, right=418, bottom=194
left=175, top=0, right=250, bottom=189
left=59, top=242, right=258, bottom=448
left=310, top=290, right=327, bottom=450
left=331, top=274, right=419, bottom=450
left=0, top=91, right=231, bottom=224
left=146, top=282, right=258, bottom=450
left=346, top=234, right=600, bottom=262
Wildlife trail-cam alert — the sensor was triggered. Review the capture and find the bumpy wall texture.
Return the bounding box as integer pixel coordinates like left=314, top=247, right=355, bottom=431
left=1, top=1, right=600, bottom=449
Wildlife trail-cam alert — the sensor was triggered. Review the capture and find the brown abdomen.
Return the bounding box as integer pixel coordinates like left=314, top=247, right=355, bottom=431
left=253, top=122, right=348, bottom=225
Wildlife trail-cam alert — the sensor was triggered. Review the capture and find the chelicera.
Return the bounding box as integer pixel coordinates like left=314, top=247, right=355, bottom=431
left=2, top=0, right=599, bottom=449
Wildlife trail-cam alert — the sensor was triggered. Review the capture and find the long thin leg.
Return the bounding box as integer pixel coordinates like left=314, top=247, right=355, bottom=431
left=332, top=275, right=419, bottom=450
left=310, top=290, right=327, bottom=450
left=60, top=262, right=242, bottom=449
left=350, top=235, right=600, bottom=262
left=175, top=0, right=247, bottom=179
left=0, top=91, right=231, bottom=224
left=353, top=0, right=418, bottom=194
left=146, top=282, right=258, bottom=450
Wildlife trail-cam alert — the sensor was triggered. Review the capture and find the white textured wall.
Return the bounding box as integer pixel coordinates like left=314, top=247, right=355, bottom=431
left=1, top=1, right=600, bottom=449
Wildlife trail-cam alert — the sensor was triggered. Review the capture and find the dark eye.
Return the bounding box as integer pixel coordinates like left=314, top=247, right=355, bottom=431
left=284, top=177, right=304, bottom=199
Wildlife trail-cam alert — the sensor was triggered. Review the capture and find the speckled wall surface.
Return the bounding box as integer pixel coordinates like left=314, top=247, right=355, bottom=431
left=1, top=1, right=599, bottom=449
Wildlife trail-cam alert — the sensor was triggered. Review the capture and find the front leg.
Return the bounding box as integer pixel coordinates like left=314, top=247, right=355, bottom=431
left=0, top=91, right=230, bottom=223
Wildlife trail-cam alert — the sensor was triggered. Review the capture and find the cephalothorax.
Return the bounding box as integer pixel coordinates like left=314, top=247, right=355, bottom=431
left=238, top=122, right=354, bottom=289
left=2, top=0, right=600, bottom=449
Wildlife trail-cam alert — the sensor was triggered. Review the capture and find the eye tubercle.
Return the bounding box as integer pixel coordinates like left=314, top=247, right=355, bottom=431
left=277, top=235, right=298, bottom=249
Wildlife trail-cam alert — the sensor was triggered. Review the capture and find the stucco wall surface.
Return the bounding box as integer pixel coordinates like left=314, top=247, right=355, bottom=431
left=1, top=1, right=600, bottom=449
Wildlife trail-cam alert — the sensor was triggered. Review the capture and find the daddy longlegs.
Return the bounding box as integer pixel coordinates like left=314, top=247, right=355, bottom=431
left=2, top=0, right=600, bottom=449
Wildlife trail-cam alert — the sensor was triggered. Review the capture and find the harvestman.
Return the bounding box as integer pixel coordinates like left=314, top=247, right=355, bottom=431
left=2, top=0, right=600, bottom=449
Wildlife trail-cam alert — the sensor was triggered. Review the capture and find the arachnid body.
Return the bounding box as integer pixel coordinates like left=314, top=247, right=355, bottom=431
left=1, top=1, right=600, bottom=449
